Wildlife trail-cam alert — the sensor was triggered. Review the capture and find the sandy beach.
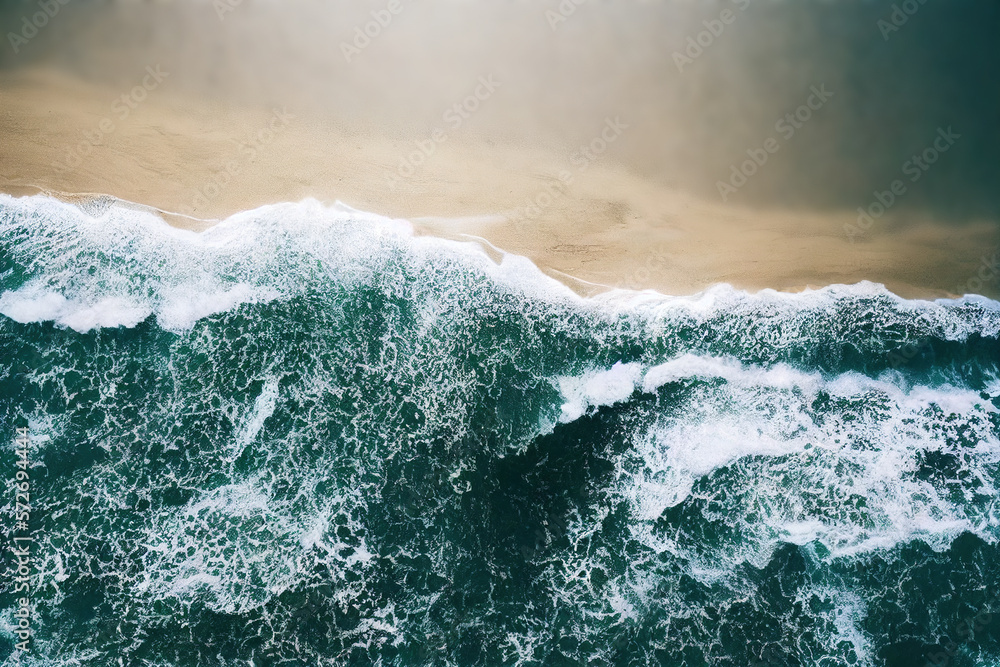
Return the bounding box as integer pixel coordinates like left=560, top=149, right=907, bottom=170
left=2, top=0, right=997, bottom=300
left=2, top=66, right=995, bottom=299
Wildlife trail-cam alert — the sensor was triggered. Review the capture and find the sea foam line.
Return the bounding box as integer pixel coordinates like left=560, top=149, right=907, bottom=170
left=1, top=193, right=999, bottom=335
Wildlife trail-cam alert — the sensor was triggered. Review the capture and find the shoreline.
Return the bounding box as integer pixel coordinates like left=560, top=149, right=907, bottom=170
left=4, top=186, right=997, bottom=304
left=2, top=67, right=997, bottom=301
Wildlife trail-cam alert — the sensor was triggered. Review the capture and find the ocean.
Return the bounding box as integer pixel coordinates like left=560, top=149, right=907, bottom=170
left=1, top=194, right=999, bottom=666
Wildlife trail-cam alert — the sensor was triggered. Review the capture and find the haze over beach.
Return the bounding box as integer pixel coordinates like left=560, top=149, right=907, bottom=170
left=3, top=3, right=1000, bottom=667
left=0, top=0, right=998, bottom=297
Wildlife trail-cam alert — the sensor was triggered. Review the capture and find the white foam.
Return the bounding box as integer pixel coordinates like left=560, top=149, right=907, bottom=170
left=158, top=283, right=279, bottom=331
left=613, top=353, right=1000, bottom=573
left=0, top=194, right=586, bottom=334
left=557, top=361, right=643, bottom=422
left=3, top=193, right=1000, bottom=342
left=0, top=289, right=152, bottom=332
left=0, top=290, right=71, bottom=323
left=599, top=278, right=1000, bottom=345
left=797, top=586, right=871, bottom=665
left=529, top=354, right=1000, bottom=657
left=230, top=378, right=281, bottom=464
left=641, top=353, right=818, bottom=394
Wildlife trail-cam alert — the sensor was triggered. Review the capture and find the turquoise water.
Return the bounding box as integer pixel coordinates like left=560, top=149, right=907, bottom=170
left=1, top=195, right=999, bottom=666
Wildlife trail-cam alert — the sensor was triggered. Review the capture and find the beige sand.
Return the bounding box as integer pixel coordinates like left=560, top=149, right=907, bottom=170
left=1, top=66, right=996, bottom=299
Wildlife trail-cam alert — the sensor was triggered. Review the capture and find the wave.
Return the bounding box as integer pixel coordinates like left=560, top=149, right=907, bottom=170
left=3, top=194, right=1000, bottom=333
left=2, top=193, right=1000, bottom=666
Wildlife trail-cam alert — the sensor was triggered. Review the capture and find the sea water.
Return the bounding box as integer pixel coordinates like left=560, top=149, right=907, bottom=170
left=1, top=194, right=998, bottom=666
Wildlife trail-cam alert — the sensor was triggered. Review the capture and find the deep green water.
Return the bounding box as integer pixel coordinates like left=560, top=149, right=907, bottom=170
left=1, top=195, right=999, bottom=666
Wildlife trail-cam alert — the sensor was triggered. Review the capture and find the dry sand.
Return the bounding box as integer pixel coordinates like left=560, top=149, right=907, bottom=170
left=1, top=66, right=996, bottom=299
